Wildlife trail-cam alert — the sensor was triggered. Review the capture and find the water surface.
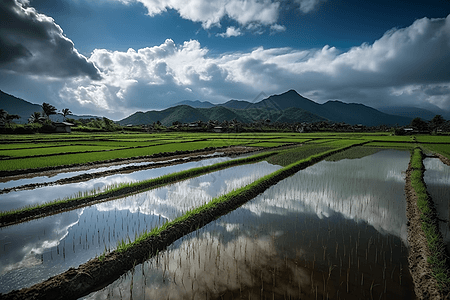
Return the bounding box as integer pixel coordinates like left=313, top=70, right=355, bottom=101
left=423, top=158, right=450, bottom=252
left=84, top=150, right=414, bottom=299
left=0, top=156, right=232, bottom=212
left=0, top=161, right=281, bottom=294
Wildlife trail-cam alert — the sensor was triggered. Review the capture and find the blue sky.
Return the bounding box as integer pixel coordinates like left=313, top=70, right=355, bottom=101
left=1, top=0, right=450, bottom=120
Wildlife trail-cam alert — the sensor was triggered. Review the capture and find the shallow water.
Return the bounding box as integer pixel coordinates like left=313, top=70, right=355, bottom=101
left=0, top=152, right=225, bottom=189
left=423, top=158, right=450, bottom=253
left=84, top=150, right=414, bottom=299
left=0, top=156, right=233, bottom=212
left=0, top=161, right=281, bottom=294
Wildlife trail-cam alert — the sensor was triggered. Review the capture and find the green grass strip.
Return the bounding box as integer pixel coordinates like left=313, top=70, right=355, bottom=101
left=410, top=147, right=450, bottom=291
left=0, top=151, right=277, bottom=227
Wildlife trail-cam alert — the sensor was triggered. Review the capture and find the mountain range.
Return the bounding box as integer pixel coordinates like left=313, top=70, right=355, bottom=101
left=120, top=90, right=414, bottom=127
left=1, top=89, right=446, bottom=127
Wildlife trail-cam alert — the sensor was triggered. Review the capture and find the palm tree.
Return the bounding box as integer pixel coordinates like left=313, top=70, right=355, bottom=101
left=0, top=109, right=7, bottom=123
left=0, top=109, right=20, bottom=126
left=61, top=108, right=72, bottom=121
left=28, top=112, right=42, bottom=123
left=42, top=102, right=57, bottom=119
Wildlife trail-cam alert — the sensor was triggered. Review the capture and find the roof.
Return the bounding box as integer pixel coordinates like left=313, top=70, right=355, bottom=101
left=53, top=122, right=74, bottom=126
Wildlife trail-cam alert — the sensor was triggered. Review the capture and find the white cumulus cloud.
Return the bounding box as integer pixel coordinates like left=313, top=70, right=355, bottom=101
left=2, top=5, right=448, bottom=120
left=217, top=26, right=243, bottom=38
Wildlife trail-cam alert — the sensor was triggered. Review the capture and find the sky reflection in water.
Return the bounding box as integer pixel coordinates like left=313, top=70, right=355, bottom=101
left=423, top=158, right=450, bottom=252
left=84, top=150, right=414, bottom=300
left=0, top=156, right=233, bottom=212
left=0, top=161, right=280, bottom=294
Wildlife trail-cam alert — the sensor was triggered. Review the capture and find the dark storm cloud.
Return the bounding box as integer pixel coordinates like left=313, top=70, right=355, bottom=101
left=0, top=0, right=101, bottom=80
left=423, top=85, right=450, bottom=96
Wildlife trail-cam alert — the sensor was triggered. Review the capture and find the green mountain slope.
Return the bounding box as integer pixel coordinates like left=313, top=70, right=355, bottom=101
left=0, top=90, right=98, bottom=123
left=119, top=104, right=328, bottom=126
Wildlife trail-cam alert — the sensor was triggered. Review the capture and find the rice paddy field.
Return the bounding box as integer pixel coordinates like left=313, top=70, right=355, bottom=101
left=0, top=131, right=449, bottom=299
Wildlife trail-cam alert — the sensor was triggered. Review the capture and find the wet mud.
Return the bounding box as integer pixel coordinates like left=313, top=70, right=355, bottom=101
left=436, top=153, right=450, bottom=167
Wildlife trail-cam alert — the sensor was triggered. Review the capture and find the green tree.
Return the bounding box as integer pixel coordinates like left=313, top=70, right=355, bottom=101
left=0, top=109, right=20, bottom=126
left=28, top=112, right=42, bottom=123
left=429, top=115, right=445, bottom=132
left=42, top=102, right=57, bottom=119
left=410, top=117, right=429, bottom=132
left=61, top=108, right=72, bottom=121
left=103, top=117, right=116, bottom=131
left=0, top=109, right=7, bottom=123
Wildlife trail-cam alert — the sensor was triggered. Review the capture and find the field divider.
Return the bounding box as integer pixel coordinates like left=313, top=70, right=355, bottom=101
left=0, top=141, right=368, bottom=300
left=0, top=151, right=277, bottom=227
left=405, top=147, right=450, bottom=299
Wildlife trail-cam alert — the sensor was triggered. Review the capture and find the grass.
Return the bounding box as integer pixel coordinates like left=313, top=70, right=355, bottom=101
left=246, top=142, right=290, bottom=147
left=415, top=136, right=450, bottom=143
left=365, top=141, right=416, bottom=149
left=0, top=151, right=278, bottom=224
left=325, top=146, right=383, bottom=161
left=0, top=141, right=227, bottom=171
left=0, top=145, right=128, bottom=158
left=409, top=147, right=450, bottom=292
left=423, top=143, right=450, bottom=160
left=265, top=139, right=364, bottom=166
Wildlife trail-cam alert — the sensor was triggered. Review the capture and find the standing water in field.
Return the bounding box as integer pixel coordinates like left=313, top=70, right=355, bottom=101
left=0, top=161, right=281, bottom=294
left=0, top=152, right=227, bottom=190
left=83, top=149, right=414, bottom=300
left=0, top=156, right=234, bottom=212
left=423, top=158, right=450, bottom=253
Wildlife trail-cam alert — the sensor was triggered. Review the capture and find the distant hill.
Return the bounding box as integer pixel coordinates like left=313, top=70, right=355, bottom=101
left=173, top=100, right=216, bottom=108
left=161, top=90, right=413, bottom=126
left=1, top=89, right=418, bottom=127
left=118, top=104, right=328, bottom=126
left=0, top=90, right=42, bottom=124
left=0, top=90, right=98, bottom=123
left=218, top=100, right=253, bottom=109
left=251, top=90, right=412, bottom=126
left=378, top=106, right=442, bottom=121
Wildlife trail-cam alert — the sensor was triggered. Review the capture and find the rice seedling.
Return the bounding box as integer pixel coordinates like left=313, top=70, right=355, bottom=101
left=0, top=151, right=278, bottom=226
left=409, top=147, right=450, bottom=292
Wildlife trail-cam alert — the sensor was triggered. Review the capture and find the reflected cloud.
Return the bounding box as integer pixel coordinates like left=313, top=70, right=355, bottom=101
left=95, top=162, right=281, bottom=220
left=423, top=158, right=450, bottom=251
left=0, top=157, right=232, bottom=211
left=0, top=161, right=280, bottom=293
left=85, top=232, right=311, bottom=300
left=244, top=150, right=410, bottom=243
left=0, top=209, right=83, bottom=278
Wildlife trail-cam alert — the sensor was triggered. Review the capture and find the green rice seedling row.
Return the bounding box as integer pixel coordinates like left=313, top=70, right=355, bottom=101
left=0, top=152, right=278, bottom=226
left=1, top=132, right=450, bottom=299
left=409, top=148, right=450, bottom=291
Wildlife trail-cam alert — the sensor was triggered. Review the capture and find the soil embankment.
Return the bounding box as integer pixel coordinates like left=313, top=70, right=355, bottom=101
left=436, top=153, right=450, bottom=166
left=405, top=159, right=450, bottom=299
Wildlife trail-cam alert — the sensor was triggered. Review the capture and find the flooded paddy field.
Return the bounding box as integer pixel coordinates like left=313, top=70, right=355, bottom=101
left=0, top=161, right=281, bottom=294
left=2, top=131, right=449, bottom=299
left=0, top=156, right=235, bottom=211
left=423, top=158, right=450, bottom=253
left=83, top=150, right=414, bottom=299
